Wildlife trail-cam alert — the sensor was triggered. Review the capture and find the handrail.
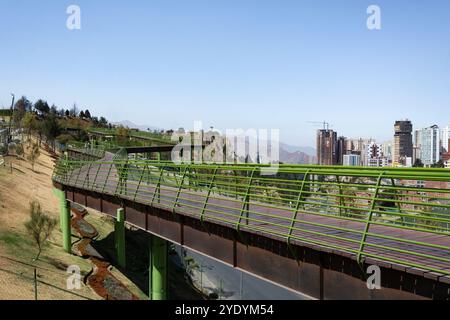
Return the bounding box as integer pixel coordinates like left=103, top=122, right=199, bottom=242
left=52, top=156, right=450, bottom=276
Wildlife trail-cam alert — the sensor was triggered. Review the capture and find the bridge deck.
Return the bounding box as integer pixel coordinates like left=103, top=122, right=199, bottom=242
left=53, top=156, right=450, bottom=281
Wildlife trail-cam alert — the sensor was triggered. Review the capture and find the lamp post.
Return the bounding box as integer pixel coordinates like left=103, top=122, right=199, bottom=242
left=7, top=93, right=15, bottom=143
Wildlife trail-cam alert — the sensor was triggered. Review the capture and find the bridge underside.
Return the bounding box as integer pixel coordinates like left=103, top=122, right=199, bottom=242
left=57, top=183, right=450, bottom=300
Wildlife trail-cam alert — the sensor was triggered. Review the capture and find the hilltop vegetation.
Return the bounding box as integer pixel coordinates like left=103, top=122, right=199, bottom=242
left=2, top=96, right=173, bottom=154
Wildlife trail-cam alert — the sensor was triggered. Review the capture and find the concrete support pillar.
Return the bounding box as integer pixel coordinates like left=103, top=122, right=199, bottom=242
left=149, top=235, right=168, bottom=300
left=53, top=188, right=71, bottom=254
left=115, top=208, right=126, bottom=269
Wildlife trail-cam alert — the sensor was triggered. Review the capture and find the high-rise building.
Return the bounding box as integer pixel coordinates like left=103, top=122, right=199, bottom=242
left=336, top=136, right=347, bottom=165
left=343, top=154, right=361, bottom=166
left=394, top=120, right=413, bottom=165
left=419, top=125, right=441, bottom=166
left=317, top=129, right=337, bottom=165
left=413, top=129, right=422, bottom=162
left=347, top=137, right=375, bottom=165
left=442, top=125, right=450, bottom=153
left=366, top=142, right=381, bottom=158
left=382, top=141, right=393, bottom=160
left=365, top=142, right=391, bottom=167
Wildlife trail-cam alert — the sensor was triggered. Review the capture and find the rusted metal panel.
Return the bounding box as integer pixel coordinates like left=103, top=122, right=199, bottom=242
left=66, top=190, right=74, bottom=202
left=236, top=240, right=304, bottom=293
left=86, top=194, right=102, bottom=212
left=60, top=185, right=450, bottom=300
left=73, top=191, right=86, bottom=206
left=146, top=207, right=182, bottom=244
left=183, top=219, right=234, bottom=266
left=99, top=195, right=121, bottom=218
left=124, top=205, right=146, bottom=230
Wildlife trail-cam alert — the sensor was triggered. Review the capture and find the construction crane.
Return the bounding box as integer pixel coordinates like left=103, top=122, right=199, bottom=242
left=307, top=121, right=332, bottom=131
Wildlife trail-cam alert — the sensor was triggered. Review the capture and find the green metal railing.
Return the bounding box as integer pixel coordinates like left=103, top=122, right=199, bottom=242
left=53, top=155, right=450, bottom=276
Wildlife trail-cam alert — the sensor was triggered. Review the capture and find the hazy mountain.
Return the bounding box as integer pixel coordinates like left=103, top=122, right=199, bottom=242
left=110, top=123, right=317, bottom=164
left=112, top=120, right=161, bottom=132
left=280, top=142, right=316, bottom=157
left=279, top=148, right=317, bottom=165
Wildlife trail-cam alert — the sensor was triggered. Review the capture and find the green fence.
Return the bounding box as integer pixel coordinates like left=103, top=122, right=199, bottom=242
left=53, top=156, right=450, bottom=276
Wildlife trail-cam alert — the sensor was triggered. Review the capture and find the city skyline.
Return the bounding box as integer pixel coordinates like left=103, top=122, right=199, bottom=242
left=1, top=1, right=450, bottom=147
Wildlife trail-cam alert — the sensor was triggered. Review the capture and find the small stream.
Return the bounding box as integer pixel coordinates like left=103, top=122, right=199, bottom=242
left=70, top=203, right=138, bottom=300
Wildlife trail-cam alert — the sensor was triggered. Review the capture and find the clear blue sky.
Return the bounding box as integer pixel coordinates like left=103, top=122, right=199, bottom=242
left=1, top=0, right=449, bottom=147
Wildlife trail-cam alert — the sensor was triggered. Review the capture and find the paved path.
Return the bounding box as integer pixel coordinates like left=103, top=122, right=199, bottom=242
left=55, top=158, right=450, bottom=279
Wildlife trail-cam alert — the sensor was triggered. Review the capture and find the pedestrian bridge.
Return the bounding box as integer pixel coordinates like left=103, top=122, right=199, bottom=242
left=52, top=149, right=450, bottom=300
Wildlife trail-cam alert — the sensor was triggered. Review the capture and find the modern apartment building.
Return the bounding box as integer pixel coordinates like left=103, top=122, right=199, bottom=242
left=442, top=125, right=450, bottom=153
left=382, top=141, right=393, bottom=160
left=419, top=125, right=441, bottom=166
left=343, top=154, right=361, bottom=166
left=394, top=120, right=413, bottom=165
left=336, top=136, right=347, bottom=165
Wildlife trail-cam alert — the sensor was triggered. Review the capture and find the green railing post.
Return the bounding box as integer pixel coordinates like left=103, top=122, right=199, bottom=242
left=133, top=165, right=147, bottom=202
left=151, top=167, right=164, bottom=206
left=357, top=172, right=385, bottom=264
left=287, top=170, right=311, bottom=244
left=200, top=166, right=219, bottom=222
left=53, top=188, right=71, bottom=254
left=92, top=164, right=102, bottom=190
left=82, top=163, right=93, bottom=189
left=172, top=167, right=188, bottom=213
left=115, top=208, right=126, bottom=269
left=336, top=175, right=345, bottom=216
left=390, top=178, right=404, bottom=225
left=236, top=168, right=257, bottom=230
left=150, top=235, right=167, bottom=300
left=101, top=163, right=114, bottom=194
left=116, top=160, right=129, bottom=196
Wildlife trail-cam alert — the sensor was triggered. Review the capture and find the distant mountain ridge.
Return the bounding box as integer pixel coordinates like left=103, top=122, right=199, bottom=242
left=279, top=142, right=316, bottom=157
left=112, top=120, right=161, bottom=132
left=113, top=120, right=317, bottom=164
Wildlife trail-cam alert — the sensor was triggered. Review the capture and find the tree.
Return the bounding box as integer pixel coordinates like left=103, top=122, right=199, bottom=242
left=84, top=109, right=91, bottom=119
left=79, top=110, right=85, bottom=118
left=14, top=96, right=32, bottom=125
left=65, top=110, right=70, bottom=117
left=91, top=116, right=99, bottom=125
left=41, top=114, right=61, bottom=150
left=25, top=201, right=57, bottom=261
left=413, top=159, right=424, bottom=167
left=99, top=116, right=108, bottom=127
left=27, top=142, right=41, bottom=171
left=34, top=99, right=50, bottom=115
left=69, top=104, right=78, bottom=117
left=50, top=104, right=58, bottom=115
left=56, top=134, right=74, bottom=145
left=115, top=125, right=130, bottom=144
left=22, top=112, right=37, bottom=139
left=431, top=160, right=445, bottom=168
left=14, top=142, right=24, bottom=159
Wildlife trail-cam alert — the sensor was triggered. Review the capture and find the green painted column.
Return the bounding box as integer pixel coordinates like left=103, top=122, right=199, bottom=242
left=150, top=235, right=168, bottom=300
left=115, top=208, right=126, bottom=269
left=53, top=188, right=71, bottom=254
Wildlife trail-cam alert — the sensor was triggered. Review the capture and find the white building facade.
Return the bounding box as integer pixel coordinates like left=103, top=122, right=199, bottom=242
left=420, top=125, right=440, bottom=166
